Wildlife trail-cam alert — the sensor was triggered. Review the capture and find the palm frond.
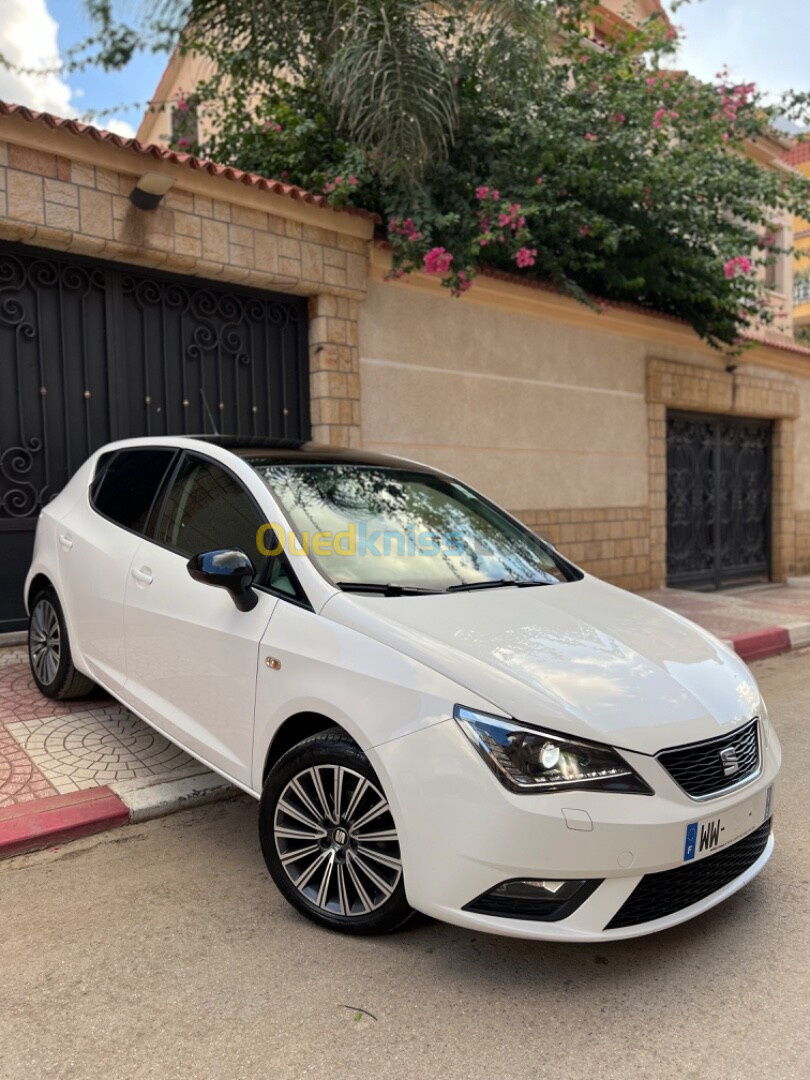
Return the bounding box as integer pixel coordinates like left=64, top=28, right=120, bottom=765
left=323, top=1, right=459, bottom=192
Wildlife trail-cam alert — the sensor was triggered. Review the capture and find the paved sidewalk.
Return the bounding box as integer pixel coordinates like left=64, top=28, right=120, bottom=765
left=641, top=577, right=810, bottom=658
left=0, top=646, right=233, bottom=854
left=0, top=647, right=207, bottom=810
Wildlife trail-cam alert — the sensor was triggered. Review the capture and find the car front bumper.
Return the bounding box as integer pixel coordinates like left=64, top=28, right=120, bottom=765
left=369, top=718, right=781, bottom=941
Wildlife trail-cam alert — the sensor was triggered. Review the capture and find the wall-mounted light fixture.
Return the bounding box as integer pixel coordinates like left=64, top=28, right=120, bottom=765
left=129, top=171, right=176, bottom=210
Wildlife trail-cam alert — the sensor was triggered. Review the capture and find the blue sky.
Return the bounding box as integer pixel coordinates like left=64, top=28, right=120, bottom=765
left=0, top=1, right=808, bottom=139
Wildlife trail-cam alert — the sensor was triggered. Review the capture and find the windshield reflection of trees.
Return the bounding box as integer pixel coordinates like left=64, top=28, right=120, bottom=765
left=257, top=465, right=565, bottom=589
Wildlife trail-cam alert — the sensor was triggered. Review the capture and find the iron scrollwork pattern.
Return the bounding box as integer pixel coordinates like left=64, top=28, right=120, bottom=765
left=120, top=274, right=305, bottom=442
left=0, top=251, right=108, bottom=521
left=667, top=413, right=771, bottom=589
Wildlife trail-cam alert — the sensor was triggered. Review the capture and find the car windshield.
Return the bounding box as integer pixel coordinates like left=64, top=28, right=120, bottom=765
left=248, top=462, right=574, bottom=592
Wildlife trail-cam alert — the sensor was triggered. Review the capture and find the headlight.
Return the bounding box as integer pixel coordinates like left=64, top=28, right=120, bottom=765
left=454, top=706, right=653, bottom=795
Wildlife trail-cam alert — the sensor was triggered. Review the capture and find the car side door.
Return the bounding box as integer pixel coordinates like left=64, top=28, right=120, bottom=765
left=57, top=447, right=178, bottom=692
left=122, top=451, right=281, bottom=787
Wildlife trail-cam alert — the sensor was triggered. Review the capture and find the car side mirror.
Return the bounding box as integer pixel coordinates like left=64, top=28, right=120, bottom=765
left=186, top=549, right=258, bottom=612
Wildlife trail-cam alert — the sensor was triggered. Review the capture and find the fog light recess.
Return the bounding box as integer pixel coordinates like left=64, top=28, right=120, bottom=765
left=463, top=878, right=602, bottom=921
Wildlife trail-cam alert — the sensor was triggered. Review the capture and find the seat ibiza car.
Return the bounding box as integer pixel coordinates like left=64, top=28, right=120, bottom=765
left=25, top=436, right=779, bottom=940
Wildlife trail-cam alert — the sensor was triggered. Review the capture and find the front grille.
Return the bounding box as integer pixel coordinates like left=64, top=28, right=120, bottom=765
left=606, top=818, right=772, bottom=930
left=657, top=718, right=760, bottom=799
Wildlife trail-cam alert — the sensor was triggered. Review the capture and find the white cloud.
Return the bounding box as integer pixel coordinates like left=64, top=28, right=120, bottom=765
left=0, top=0, right=73, bottom=115
left=103, top=117, right=136, bottom=139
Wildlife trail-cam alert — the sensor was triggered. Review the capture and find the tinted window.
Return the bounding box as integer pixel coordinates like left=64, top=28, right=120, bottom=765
left=157, top=454, right=266, bottom=565
left=92, top=449, right=175, bottom=533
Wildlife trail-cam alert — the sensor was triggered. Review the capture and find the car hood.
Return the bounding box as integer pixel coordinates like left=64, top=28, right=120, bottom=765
left=322, top=576, right=762, bottom=755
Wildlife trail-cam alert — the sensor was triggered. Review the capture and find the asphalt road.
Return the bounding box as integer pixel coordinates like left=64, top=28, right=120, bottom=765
left=1, top=649, right=808, bottom=1080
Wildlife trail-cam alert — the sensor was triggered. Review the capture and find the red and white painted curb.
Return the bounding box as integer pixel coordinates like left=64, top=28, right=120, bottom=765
left=726, top=622, right=810, bottom=663
left=0, top=773, right=236, bottom=859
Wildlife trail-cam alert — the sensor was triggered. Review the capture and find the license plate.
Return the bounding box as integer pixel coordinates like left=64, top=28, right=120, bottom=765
left=683, top=784, right=773, bottom=862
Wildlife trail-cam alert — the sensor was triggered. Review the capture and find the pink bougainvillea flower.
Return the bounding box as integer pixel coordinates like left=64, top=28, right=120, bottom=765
left=423, top=247, right=453, bottom=275
left=452, top=270, right=473, bottom=297
left=724, top=256, right=753, bottom=278
left=585, top=132, right=597, bottom=142
left=580, top=224, right=591, bottom=237
left=348, top=176, right=358, bottom=186
left=475, top=185, right=489, bottom=200
left=177, top=137, right=191, bottom=149
left=515, top=246, right=537, bottom=268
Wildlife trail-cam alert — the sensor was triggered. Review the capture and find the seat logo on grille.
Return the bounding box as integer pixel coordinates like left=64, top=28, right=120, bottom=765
left=719, top=745, right=740, bottom=777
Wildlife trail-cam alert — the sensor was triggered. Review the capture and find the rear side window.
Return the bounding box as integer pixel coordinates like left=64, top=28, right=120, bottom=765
left=92, top=449, right=176, bottom=533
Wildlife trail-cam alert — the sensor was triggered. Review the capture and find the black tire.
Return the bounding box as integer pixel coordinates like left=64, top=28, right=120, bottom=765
left=28, top=587, right=95, bottom=700
left=259, top=730, right=414, bottom=935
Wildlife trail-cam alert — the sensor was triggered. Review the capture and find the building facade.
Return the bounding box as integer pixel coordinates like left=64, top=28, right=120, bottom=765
left=784, top=142, right=810, bottom=338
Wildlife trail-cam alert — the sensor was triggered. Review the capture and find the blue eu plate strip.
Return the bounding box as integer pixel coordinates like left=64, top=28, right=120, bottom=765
left=684, top=822, right=698, bottom=861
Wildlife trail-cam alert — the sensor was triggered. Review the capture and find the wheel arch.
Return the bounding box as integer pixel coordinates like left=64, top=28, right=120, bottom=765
left=261, top=711, right=353, bottom=785
left=27, top=573, right=55, bottom=612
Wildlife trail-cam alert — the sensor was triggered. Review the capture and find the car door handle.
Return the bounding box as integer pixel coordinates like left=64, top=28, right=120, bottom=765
left=131, top=566, right=154, bottom=586
left=58, top=533, right=73, bottom=551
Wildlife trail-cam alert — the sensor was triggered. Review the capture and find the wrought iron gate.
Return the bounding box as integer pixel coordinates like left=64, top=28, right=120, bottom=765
left=0, top=243, right=309, bottom=631
left=666, top=411, right=771, bottom=590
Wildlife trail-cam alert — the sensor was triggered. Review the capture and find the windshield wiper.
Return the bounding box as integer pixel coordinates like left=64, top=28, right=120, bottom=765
left=445, top=578, right=553, bottom=592
left=335, top=582, right=442, bottom=596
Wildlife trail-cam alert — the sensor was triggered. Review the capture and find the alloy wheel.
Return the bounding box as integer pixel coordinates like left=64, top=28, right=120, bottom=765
left=273, top=765, right=402, bottom=917
left=29, top=598, right=61, bottom=686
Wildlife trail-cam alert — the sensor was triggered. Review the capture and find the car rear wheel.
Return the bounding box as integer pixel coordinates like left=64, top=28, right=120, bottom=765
left=28, top=589, right=95, bottom=700
left=259, top=730, right=415, bottom=935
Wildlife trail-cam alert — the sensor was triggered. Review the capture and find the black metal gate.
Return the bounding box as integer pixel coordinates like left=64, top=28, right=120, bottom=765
left=0, top=243, right=310, bottom=631
left=666, top=411, right=772, bottom=590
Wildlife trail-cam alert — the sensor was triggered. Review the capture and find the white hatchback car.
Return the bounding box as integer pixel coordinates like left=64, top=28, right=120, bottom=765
left=25, top=436, right=779, bottom=940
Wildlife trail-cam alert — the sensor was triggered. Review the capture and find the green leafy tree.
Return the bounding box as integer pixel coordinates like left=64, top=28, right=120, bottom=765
left=40, top=1, right=810, bottom=347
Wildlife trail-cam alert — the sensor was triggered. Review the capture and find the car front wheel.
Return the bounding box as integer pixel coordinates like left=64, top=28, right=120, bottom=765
left=259, top=730, right=414, bottom=935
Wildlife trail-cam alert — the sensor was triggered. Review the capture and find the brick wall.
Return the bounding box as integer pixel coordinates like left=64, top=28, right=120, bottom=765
left=795, top=511, right=810, bottom=574
left=515, top=508, right=651, bottom=591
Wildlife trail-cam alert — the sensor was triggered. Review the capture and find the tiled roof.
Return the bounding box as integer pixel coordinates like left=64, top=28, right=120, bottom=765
left=0, top=101, right=376, bottom=219
left=782, top=140, right=810, bottom=167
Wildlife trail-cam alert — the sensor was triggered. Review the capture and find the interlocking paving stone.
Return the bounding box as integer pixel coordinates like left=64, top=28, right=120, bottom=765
left=0, top=648, right=197, bottom=804
left=7, top=709, right=195, bottom=794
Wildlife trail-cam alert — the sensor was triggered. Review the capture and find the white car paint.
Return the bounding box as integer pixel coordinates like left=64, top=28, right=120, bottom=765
left=25, top=435, right=781, bottom=941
